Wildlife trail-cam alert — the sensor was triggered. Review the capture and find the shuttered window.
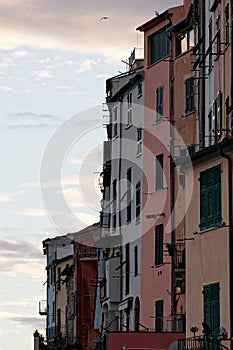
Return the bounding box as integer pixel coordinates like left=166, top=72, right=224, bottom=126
left=155, top=224, right=163, bottom=266
left=200, top=165, right=221, bottom=231
left=203, top=282, right=220, bottom=345
left=156, top=86, right=164, bottom=123
left=150, top=27, right=170, bottom=65
left=156, top=154, right=164, bottom=191
left=185, top=77, right=195, bottom=114
left=155, top=300, right=163, bottom=332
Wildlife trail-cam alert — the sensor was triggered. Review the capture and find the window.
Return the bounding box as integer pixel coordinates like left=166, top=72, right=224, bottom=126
left=137, top=128, right=142, bottom=155
left=50, top=265, right=56, bottom=285
left=225, top=4, right=230, bottom=46
left=134, top=245, right=138, bottom=276
left=216, top=15, right=221, bottom=55
left=150, top=26, right=170, bottom=65
left=155, top=224, right=163, bottom=266
left=156, top=86, right=164, bottom=123
left=176, top=28, right=194, bottom=56
left=203, top=282, right=220, bottom=339
left=208, top=109, right=213, bottom=145
left=127, top=93, right=132, bottom=126
left=155, top=300, right=163, bottom=332
left=200, top=164, right=221, bottom=231
left=112, top=179, right=117, bottom=200
left=209, top=18, right=213, bottom=71
left=211, top=92, right=222, bottom=143
left=57, top=308, right=61, bottom=334
left=113, top=107, right=118, bottom=138
left=185, top=77, right=195, bottom=114
left=52, top=301, right=55, bottom=323
left=126, top=168, right=132, bottom=222
left=125, top=243, right=130, bottom=294
left=112, top=213, right=116, bottom=229
left=156, top=154, right=163, bottom=191
left=137, top=82, right=142, bottom=98
left=216, top=91, right=222, bottom=138
left=57, top=267, right=61, bottom=290
left=135, top=182, right=141, bottom=220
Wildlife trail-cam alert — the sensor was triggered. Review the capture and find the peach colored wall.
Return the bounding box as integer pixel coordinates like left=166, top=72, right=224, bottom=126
left=140, top=5, right=185, bottom=329
left=185, top=155, right=231, bottom=338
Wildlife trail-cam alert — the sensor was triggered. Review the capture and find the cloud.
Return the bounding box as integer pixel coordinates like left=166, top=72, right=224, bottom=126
left=58, top=90, right=86, bottom=96
left=0, top=85, right=32, bottom=95
left=0, top=84, right=13, bottom=92
left=0, top=311, right=44, bottom=328
left=0, top=0, right=182, bottom=60
left=0, top=238, right=45, bottom=279
left=11, top=49, right=30, bottom=58
left=5, top=112, right=62, bottom=128
left=32, top=69, right=53, bottom=80
left=7, top=208, right=60, bottom=217
left=0, top=239, right=43, bottom=259
left=0, top=296, right=43, bottom=308
left=0, top=190, right=24, bottom=203
left=75, top=59, right=96, bottom=74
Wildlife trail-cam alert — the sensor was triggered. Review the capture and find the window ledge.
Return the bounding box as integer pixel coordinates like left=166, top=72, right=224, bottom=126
left=135, top=217, right=141, bottom=225
left=125, top=123, right=133, bottom=130
left=185, top=109, right=195, bottom=117
left=199, top=224, right=223, bottom=234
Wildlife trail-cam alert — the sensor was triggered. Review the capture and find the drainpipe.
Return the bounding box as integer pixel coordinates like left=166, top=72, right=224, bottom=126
left=167, top=14, right=176, bottom=320
left=219, top=146, right=233, bottom=339
left=119, top=95, right=123, bottom=331
left=200, top=0, right=206, bottom=148
left=231, top=0, right=233, bottom=124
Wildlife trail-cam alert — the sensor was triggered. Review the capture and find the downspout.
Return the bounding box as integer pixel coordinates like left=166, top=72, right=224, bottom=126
left=200, top=0, right=206, bottom=148
left=167, top=14, right=176, bottom=319
left=119, top=95, right=123, bottom=330
left=219, top=146, right=233, bottom=339
left=231, top=0, right=233, bottom=125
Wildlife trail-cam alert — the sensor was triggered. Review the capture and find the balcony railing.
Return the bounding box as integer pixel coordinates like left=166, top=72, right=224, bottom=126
left=155, top=314, right=186, bottom=333
left=174, top=244, right=185, bottom=270
left=178, top=337, right=204, bottom=350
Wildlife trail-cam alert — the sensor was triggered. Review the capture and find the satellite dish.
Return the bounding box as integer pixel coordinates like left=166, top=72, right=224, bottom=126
left=168, top=340, right=179, bottom=350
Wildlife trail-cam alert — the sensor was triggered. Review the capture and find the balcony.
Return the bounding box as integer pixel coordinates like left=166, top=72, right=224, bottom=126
left=174, top=244, right=185, bottom=271
left=178, top=337, right=204, bottom=350
left=155, top=314, right=186, bottom=333
left=39, top=300, right=47, bottom=315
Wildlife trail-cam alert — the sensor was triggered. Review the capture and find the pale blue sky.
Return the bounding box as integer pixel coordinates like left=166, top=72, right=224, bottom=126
left=0, top=1, right=182, bottom=349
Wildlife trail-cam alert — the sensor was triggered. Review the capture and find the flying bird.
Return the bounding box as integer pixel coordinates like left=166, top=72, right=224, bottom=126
left=99, top=16, right=110, bottom=21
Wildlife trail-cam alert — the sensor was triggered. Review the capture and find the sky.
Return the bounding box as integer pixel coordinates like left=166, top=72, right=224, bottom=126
left=0, top=1, right=182, bottom=349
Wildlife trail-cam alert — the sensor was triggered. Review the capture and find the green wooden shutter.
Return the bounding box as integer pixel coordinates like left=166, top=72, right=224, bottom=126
left=203, top=284, right=212, bottom=330
left=214, top=165, right=222, bottom=227
left=203, top=283, right=220, bottom=350
left=156, top=154, right=163, bottom=191
left=200, top=165, right=221, bottom=231
left=200, top=171, right=208, bottom=230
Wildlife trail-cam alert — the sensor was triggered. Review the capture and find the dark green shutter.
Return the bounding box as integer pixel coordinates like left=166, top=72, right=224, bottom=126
left=203, top=283, right=220, bottom=350
left=156, top=154, right=163, bottom=191
left=155, top=300, right=163, bottom=332
left=200, top=165, right=221, bottom=231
